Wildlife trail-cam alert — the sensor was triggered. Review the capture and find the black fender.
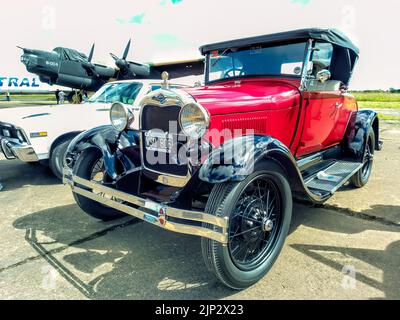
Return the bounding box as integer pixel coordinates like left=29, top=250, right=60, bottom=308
left=198, top=135, right=328, bottom=203
left=64, top=125, right=139, bottom=180
left=342, top=109, right=381, bottom=161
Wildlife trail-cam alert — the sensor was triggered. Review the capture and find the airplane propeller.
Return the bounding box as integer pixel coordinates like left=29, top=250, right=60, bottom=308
left=88, top=43, right=95, bottom=62
left=110, top=39, right=150, bottom=79
left=110, top=39, right=136, bottom=77
left=83, top=43, right=99, bottom=77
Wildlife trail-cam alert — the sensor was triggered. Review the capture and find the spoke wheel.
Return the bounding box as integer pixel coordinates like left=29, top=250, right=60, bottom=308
left=351, top=128, right=375, bottom=188
left=201, top=160, right=293, bottom=290
left=361, top=142, right=373, bottom=180
left=229, top=175, right=282, bottom=271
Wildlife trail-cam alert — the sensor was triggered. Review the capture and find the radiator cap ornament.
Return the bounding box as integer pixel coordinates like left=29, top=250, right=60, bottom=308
left=161, top=71, right=170, bottom=89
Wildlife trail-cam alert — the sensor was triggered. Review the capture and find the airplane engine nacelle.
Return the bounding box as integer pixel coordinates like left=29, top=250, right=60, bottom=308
left=127, top=63, right=150, bottom=78
left=93, top=66, right=115, bottom=79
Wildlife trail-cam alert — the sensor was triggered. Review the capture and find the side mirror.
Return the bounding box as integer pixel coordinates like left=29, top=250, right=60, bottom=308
left=316, top=69, right=331, bottom=83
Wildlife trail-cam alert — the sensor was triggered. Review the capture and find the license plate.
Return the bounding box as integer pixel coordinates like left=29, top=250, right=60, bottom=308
left=145, top=131, right=173, bottom=153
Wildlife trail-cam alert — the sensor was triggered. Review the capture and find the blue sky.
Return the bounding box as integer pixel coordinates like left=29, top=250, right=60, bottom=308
left=0, top=0, right=399, bottom=90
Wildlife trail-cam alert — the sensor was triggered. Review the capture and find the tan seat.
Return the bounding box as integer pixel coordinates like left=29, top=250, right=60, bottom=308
left=307, top=79, right=342, bottom=92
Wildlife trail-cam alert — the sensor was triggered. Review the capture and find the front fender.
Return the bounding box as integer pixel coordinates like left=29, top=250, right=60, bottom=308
left=65, top=126, right=139, bottom=179
left=198, top=135, right=294, bottom=183
left=198, top=135, right=330, bottom=204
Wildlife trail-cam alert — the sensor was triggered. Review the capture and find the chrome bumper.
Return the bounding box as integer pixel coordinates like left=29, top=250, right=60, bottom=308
left=63, top=168, right=229, bottom=244
left=0, top=138, right=38, bottom=162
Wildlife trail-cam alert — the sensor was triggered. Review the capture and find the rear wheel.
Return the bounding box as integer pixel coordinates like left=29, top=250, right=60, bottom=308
left=350, top=129, right=375, bottom=188
left=201, top=161, right=292, bottom=289
left=73, top=148, right=128, bottom=221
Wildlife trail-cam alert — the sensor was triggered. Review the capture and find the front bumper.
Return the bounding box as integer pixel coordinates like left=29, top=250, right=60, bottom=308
left=63, top=168, right=229, bottom=244
left=0, top=138, right=38, bottom=162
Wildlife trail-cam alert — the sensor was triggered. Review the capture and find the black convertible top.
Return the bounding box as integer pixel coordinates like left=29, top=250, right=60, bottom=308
left=200, top=28, right=359, bottom=56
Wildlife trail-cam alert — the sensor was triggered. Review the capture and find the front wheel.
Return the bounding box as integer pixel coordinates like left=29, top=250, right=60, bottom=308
left=73, top=148, right=128, bottom=221
left=49, top=139, right=72, bottom=180
left=201, top=161, right=292, bottom=289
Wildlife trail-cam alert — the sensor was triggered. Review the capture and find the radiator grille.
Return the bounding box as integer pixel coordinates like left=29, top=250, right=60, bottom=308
left=141, top=105, right=181, bottom=132
left=141, top=105, right=187, bottom=177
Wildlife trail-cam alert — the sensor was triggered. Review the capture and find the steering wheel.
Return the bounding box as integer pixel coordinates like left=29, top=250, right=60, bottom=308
left=223, top=68, right=245, bottom=79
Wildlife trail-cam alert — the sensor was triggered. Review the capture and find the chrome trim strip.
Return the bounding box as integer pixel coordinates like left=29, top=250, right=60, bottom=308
left=297, top=152, right=323, bottom=171
left=0, top=138, right=38, bottom=162
left=300, top=39, right=314, bottom=91
left=66, top=171, right=228, bottom=243
left=0, top=139, right=16, bottom=159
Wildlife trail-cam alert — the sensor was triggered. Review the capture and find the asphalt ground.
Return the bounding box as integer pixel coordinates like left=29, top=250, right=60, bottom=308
left=0, top=122, right=399, bottom=300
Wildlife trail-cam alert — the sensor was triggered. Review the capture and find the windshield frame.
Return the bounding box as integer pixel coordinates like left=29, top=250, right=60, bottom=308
left=204, top=41, right=309, bottom=85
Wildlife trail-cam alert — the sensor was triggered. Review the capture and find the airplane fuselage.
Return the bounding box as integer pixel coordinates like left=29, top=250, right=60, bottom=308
left=21, top=48, right=116, bottom=92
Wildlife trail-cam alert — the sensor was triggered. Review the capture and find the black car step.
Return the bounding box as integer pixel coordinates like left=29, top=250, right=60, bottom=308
left=305, top=161, right=363, bottom=196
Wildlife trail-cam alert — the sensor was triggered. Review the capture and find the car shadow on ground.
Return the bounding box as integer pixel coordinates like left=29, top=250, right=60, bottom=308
left=12, top=203, right=400, bottom=299
left=13, top=204, right=233, bottom=299
left=291, top=241, right=400, bottom=299
left=0, top=160, right=59, bottom=191
left=290, top=204, right=400, bottom=300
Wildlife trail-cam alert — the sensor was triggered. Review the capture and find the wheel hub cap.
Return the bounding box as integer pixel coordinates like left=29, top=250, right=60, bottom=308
left=262, top=219, right=274, bottom=232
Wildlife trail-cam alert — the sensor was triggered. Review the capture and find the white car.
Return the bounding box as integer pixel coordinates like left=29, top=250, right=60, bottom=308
left=0, top=79, right=189, bottom=179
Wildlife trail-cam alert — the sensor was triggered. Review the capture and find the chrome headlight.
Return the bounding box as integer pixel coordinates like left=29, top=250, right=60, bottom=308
left=110, top=103, right=134, bottom=132
left=179, top=102, right=210, bottom=139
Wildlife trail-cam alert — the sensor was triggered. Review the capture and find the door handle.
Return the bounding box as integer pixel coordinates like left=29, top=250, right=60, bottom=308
left=335, top=102, right=343, bottom=109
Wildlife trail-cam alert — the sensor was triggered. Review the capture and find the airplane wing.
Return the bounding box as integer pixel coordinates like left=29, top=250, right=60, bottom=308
left=147, top=58, right=205, bottom=79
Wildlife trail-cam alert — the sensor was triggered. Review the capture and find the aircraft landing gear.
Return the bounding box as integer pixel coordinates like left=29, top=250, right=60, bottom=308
left=67, top=91, right=83, bottom=104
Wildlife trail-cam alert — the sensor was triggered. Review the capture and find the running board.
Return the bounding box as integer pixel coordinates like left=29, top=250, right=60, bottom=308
left=305, top=161, right=363, bottom=196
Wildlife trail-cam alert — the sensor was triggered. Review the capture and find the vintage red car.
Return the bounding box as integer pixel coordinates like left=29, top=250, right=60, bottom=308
left=63, top=28, right=382, bottom=289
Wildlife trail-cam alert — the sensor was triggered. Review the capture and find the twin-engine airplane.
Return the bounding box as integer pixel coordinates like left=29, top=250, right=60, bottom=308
left=19, top=40, right=204, bottom=97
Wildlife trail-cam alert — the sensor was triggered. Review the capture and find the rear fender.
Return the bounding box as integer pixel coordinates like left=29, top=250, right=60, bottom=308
left=342, top=110, right=380, bottom=161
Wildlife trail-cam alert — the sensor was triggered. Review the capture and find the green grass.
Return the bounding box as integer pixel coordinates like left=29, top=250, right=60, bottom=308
left=358, top=101, right=400, bottom=110
left=350, top=92, right=400, bottom=102
left=2, top=94, right=56, bottom=102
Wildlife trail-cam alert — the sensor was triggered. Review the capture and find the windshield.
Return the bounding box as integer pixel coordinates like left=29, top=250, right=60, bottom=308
left=89, top=82, right=143, bottom=104
left=207, top=42, right=307, bottom=83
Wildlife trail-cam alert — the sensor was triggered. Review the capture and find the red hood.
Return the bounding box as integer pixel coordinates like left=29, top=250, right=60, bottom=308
left=182, top=79, right=301, bottom=116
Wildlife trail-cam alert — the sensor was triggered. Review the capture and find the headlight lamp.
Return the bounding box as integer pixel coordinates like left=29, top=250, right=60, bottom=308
left=179, top=102, right=210, bottom=139
left=110, top=103, right=134, bottom=132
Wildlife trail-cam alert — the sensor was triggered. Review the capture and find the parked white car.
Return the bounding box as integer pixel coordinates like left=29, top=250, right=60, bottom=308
left=0, top=79, right=189, bottom=179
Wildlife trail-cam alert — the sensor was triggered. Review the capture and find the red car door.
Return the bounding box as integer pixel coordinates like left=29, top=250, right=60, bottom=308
left=331, top=94, right=358, bottom=142
left=296, top=90, right=344, bottom=157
